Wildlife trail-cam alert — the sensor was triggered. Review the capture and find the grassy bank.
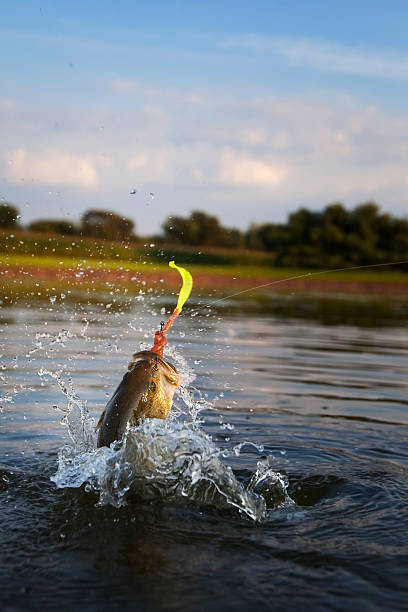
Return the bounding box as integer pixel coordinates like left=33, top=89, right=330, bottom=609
left=1, top=253, right=408, bottom=283
left=0, top=230, right=407, bottom=307
left=0, top=229, right=275, bottom=267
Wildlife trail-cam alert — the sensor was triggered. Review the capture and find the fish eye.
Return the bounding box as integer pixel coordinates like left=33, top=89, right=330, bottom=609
left=150, top=380, right=157, bottom=392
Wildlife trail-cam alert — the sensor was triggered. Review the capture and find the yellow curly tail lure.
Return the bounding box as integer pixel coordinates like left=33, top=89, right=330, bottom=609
left=150, top=261, right=193, bottom=355
left=168, top=260, right=193, bottom=313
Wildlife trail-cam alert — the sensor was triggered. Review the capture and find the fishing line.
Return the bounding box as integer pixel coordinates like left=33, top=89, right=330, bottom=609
left=209, top=259, right=408, bottom=305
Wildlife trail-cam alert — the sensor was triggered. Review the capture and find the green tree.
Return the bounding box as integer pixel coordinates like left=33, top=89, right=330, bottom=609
left=245, top=223, right=288, bottom=252
left=29, top=219, right=78, bottom=235
left=245, top=224, right=265, bottom=250
left=347, top=202, right=382, bottom=264
left=269, top=201, right=408, bottom=268
left=392, top=218, right=408, bottom=256
left=0, top=203, right=19, bottom=227
left=287, top=208, right=321, bottom=243
left=162, top=213, right=200, bottom=244
left=81, top=209, right=135, bottom=241
left=162, top=210, right=243, bottom=248
left=278, top=208, right=323, bottom=266
left=321, top=203, right=348, bottom=265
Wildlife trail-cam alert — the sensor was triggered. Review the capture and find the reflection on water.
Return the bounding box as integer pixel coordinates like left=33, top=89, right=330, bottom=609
left=225, top=292, right=408, bottom=327
left=1, top=292, right=408, bottom=610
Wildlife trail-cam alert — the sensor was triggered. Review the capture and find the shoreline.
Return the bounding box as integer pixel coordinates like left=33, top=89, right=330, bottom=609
left=1, top=261, right=408, bottom=298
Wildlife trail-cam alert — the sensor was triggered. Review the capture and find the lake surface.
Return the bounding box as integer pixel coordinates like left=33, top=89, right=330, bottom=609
left=1, top=292, right=408, bottom=611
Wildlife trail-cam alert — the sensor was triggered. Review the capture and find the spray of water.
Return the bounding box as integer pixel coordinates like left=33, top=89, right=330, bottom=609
left=52, top=417, right=292, bottom=520
left=25, top=311, right=292, bottom=521
left=48, top=354, right=293, bottom=520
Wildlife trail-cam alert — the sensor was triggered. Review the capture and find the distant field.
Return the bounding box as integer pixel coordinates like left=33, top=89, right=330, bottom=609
left=0, top=229, right=275, bottom=267
left=0, top=228, right=407, bottom=307
left=0, top=253, right=407, bottom=281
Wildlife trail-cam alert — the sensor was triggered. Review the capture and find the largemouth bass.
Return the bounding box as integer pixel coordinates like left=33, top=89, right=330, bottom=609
left=96, top=350, right=180, bottom=447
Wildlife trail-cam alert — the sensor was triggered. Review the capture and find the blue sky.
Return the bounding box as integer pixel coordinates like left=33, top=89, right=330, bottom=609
left=1, top=0, right=408, bottom=233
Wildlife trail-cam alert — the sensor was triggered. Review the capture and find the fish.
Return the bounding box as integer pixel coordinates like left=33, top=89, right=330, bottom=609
left=96, top=350, right=180, bottom=448
left=96, top=261, right=192, bottom=447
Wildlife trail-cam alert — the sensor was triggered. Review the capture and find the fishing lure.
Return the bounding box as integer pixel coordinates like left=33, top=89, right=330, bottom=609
left=150, top=260, right=193, bottom=356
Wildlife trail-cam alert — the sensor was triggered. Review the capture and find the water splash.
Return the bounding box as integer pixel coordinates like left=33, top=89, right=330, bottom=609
left=26, top=329, right=74, bottom=357
left=26, top=299, right=294, bottom=520
left=48, top=349, right=293, bottom=520
left=52, top=419, right=292, bottom=520
left=39, top=368, right=94, bottom=452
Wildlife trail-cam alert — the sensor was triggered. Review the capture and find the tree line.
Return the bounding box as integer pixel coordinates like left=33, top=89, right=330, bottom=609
left=0, top=206, right=135, bottom=241
left=161, top=204, right=408, bottom=267
left=1, top=201, right=407, bottom=268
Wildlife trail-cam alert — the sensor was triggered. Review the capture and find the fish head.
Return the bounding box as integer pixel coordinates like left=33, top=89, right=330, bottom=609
left=129, top=350, right=180, bottom=422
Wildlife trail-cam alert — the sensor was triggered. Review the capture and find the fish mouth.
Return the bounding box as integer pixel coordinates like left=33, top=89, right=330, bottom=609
left=128, top=350, right=179, bottom=378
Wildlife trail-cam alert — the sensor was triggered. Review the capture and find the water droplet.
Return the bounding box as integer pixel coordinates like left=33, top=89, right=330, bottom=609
left=49, top=295, right=56, bottom=305
left=129, top=188, right=137, bottom=195
left=149, top=192, right=154, bottom=199
left=179, top=331, right=185, bottom=338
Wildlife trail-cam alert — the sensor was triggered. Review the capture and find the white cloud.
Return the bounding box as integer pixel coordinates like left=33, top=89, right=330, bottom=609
left=2, top=86, right=408, bottom=232
left=127, top=153, right=149, bottom=171
left=0, top=99, right=15, bottom=113
left=111, top=78, right=137, bottom=92
left=218, top=149, right=286, bottom=187
left=238, top=128, right=266, bottom=146
left=191, top=167, right=206, bottom=183
left=222, top=34, right=408, bottom=81
left=3, top=149, right=103, bottom=188
left=127, top=148, right=174, bottom=180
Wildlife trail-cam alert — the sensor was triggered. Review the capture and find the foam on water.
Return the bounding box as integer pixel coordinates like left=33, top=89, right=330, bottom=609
left=26, top=303, right=293, bottom=521
left=52, top=418, right=292, bottom=520
left=42, top=351, right=292, bottom=520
